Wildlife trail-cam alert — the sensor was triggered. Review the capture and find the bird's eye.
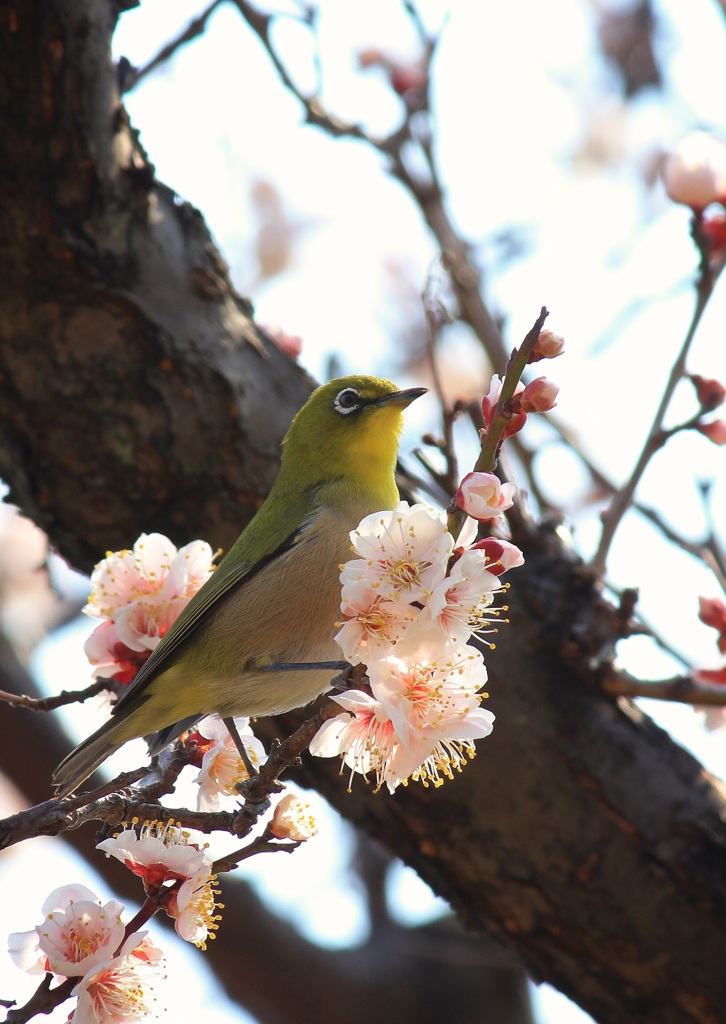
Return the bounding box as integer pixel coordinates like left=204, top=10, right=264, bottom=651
left=334, top=388, right=362, bottom=415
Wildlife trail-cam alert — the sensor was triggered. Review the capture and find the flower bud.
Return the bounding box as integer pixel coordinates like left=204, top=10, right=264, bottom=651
left=269, top=794, right=318, bottom=842
left=481, top=374, right=527, bottom=438
left=701, top=208, right=726, bottom=256
left=699, top=597, right=726, bottom=655
left=696, top=419, right=726, bottom=445
left=518, top=377, right=559, bottom=413
left=260, top=323, right=303, bottom=359
left=690, top=374, right=725, bottom=412
left=469, top=537, right=525, bottom=576
left=529, top=330, right=565, bottom=363
left=661, top=132, right=726, bottom=211
left=455, top=471, right=516, bottom=521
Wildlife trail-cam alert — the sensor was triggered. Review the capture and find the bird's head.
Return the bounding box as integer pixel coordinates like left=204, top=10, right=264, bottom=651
left=281, top=375, right=428, bottom=494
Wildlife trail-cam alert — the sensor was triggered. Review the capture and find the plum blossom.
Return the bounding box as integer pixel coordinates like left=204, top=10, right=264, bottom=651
left=312, top=646, right=494, bottom=793
left=310, top=689, right=400, bottom=791
left=662, top=132, right=726, bottom=210
left=318, top=497, right=521, bottom=791
left=424, top=549, right=503, bottom=645
left=192, top=716, right=267, bottom=811
left=8, top=885, right=126, bottom=979
left=97, top=820, right=210, bottom=896
left=269, top=793, right=318, bottom=842
left=71, top=936, right=164, bottom=1024
left=166, top=865, right=223, bottom=950
left=455, top=472, right=516, bottom=522
left=83, top=534, right=216, bottom=683
left=335, top=585, right=417, bottom=663
left=97, top=821, right=223, bottom=949
left=341, top=502, right=452, bottom=603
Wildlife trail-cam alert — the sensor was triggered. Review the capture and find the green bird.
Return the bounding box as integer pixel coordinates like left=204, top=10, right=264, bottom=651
left=53, top=375, right=427, bottom=796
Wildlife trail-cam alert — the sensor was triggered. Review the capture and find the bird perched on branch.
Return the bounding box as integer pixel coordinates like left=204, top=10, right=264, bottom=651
left=53, top=375, right=427, bottom=796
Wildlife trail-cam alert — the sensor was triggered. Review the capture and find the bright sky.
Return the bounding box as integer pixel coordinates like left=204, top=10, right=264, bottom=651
left=2, top=3, right=726, bottom=1024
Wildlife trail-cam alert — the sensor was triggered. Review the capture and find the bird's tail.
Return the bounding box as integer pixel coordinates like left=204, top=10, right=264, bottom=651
left=53, top=708, right=201, bottom=798
left=53, top=715, right=135, bottom=798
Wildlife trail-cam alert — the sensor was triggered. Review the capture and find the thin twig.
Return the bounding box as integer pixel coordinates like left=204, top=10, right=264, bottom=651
left=592, top=220, right=718, bottom=576
left=0, top=677, right=121, bottom=713
left=121, top=0, right=225, bottom=93
left=602, top=668, right=726, bottom=706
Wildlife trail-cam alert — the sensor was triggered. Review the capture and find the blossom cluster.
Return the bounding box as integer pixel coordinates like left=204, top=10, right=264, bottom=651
left=311, top=496, right=523, bottom=792
left=8, top=883, right=165, bottom=1024
left=81, top=532, right=266, bottom=811
left=83, top=533, right=217, bottom=684
left=97, top=820, right=222, bottom=949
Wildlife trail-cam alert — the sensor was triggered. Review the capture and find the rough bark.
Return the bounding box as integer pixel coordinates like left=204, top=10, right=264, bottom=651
left=0, top=0, right=314, bottom=572
left=2, top=4, right=726, bottom=1024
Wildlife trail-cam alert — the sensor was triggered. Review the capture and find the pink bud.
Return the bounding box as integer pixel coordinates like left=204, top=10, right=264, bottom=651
left=690, top=375, right=726, bottom=412
left=530, top=330, right=565, bottom=363
left=699, top=597, right=726, bottom=655
left=701, top=208, right=726, bottom=254
left=455, top=471, right=516, bottom=521
left=469, top=537, right=525, bottom=576
left=481, top=374, right=527, bottom=439
left=661, top=132, right=726, bottom=211
left=696, top=419, right=726, bottom=445
left=694, top=667, right=726, bottom=686
left=518, top=377, right=559, bottom=413
left=260, top=323, right=303, bottom=359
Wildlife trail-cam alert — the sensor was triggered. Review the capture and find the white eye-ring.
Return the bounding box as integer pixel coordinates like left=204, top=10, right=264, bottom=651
left=334, top=387, right=362, bottom=415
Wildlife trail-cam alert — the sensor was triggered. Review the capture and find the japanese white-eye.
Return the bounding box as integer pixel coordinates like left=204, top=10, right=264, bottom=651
left=53, top=375, right=426, bottom=795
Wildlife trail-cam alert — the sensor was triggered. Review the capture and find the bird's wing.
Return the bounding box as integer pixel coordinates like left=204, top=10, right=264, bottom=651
left=109, top=512, right=310, bottom=716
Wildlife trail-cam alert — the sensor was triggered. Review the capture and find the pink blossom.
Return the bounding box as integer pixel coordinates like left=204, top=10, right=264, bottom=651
left=335, top=585, right=416, bottom=663
left=695, top=667, right=726, bottom=686
left=97, top=821, right=209, bottom=896
left=193, top=716, right=267, bottom=812
left=424, top=550, right=501, bottom=645
left=698, top=597, right=726, bottom=655
left=341, top=501, right=452, bottom=603
left=455, top=472, right=516, bottom=521
left=701, top=208, right=726, bottom=256
left=166, top=866, right=222, bottom=950
left=269, top=793, right=318, bottom=842
left=83, top=620, right=151, bottom=683
left=71, top=937, right=164, bottom=1024
left=662, top=132, right=726, bottom=210
left=309, top=689, right=400, bottom=790
left=8, top=885, right=128, bottom=980
left=83, top=534, right=216, bottom=683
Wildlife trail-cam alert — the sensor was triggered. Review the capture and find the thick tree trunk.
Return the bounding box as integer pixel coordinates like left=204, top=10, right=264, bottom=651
left=1, top=4, right=726, bottom=1024
left=0, top=0, right=313, bottom=572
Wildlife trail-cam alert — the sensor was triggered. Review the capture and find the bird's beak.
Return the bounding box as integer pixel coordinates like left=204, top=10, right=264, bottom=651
left=373, top=386, right=429, bottom=409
